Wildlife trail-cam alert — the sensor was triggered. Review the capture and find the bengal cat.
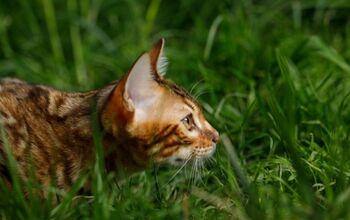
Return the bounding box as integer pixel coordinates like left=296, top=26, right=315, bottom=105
left=0, top=39, right=219, bottom=192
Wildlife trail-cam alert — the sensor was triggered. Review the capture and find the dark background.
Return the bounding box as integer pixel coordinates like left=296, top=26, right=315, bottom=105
left=0, top=0, right=350, bottom=219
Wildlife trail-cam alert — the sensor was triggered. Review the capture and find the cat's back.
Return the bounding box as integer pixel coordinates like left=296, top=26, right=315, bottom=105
left=0, top=78, right=95, bottom=119
left=0, top=77, right=50, bottom=96
left=0, top=78, right=96, bottom=189
left=0, top=78, right=48, bottom=119
left=0, top=78, right=57, bottom=183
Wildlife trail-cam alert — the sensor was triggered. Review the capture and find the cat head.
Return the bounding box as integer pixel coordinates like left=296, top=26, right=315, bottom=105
left=102, top=39, right=219, bottom=167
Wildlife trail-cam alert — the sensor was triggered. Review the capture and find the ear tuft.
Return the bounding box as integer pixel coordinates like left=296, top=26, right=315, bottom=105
left=149, top=38, right=168, bottom=77
left=157, top=55, right=168, bottom=76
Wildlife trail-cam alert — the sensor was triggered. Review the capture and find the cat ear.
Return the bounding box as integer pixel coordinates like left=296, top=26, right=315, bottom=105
left=122, top=53, right=159, bottom=112
left=122, top=39, right=167, bottom=112
left=149, top=38, right=168, bottom=77
left=102, top=39, right=167, bottom=125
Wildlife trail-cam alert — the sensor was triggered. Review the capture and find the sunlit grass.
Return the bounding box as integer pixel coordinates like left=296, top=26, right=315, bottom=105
left=0, top=0, right=350, bottom=219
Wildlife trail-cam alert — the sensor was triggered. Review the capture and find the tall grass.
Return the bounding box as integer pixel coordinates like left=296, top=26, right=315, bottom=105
left=0, top=0, right=350, bottom=219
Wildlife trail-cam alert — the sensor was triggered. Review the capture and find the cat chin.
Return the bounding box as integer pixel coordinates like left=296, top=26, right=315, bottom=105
left=167, top=157, right=189, bottom=166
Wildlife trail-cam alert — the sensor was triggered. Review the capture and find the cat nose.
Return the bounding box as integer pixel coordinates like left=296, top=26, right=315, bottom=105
left=212, top=130, right=219, bottom=143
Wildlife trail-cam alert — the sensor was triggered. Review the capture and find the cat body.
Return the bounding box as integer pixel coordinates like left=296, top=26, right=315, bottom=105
left=0, top=39, right=219, bottom=191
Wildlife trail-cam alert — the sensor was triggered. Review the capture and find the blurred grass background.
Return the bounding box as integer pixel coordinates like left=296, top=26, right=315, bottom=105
left=1, top=0, right=350, bottom=219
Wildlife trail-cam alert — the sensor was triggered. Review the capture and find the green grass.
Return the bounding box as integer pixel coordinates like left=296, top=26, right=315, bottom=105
left=1, top=0, right=350, bottom=219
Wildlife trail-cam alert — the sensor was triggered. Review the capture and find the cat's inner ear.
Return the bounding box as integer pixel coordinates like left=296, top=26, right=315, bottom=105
left=123, top=39, right=168, bottom=112
left=149, top=38, right=168, bottom=76
left=123, top=53, right=162, bottom=112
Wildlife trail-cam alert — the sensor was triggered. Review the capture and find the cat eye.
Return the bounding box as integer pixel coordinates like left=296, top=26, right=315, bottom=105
left=182, top=114, right=194, bottom=130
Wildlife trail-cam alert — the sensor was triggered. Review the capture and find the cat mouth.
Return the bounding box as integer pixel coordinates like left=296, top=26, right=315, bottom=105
left=155, top=144, right=216, bottom=166
left=193, top=144, right=216, bottom=159
left=169, top=144, right=216, bottom=166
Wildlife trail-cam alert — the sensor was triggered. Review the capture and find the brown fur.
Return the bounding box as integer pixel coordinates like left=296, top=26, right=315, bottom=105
left=0, top=39, right=219, bottom=192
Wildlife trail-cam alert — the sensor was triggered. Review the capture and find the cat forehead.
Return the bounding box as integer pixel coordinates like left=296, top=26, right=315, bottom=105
left=157, top=78, right=201, bottom=110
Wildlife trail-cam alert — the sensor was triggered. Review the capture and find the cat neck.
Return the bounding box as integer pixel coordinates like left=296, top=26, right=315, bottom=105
left=103, top=133, right=150, bottom=177
left=65, top=83, right=149, bottom=176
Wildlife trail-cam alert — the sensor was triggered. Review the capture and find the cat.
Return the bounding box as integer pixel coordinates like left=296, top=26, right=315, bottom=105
left=0, top=39, right=219, bottom=192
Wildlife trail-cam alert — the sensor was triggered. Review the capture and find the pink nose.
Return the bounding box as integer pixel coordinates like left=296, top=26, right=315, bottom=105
left=212, top=130, right=219, bottom=143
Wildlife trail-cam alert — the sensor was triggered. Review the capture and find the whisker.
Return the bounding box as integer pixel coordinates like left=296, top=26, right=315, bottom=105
left=166, top=155, right=191, bottom=185
left=208, top=156, right=216, bottom=164
left=194, top=90, right=209, bottom=100
left=189, top=79, right=205, bottom=95
left=205, top=157, right=212, bottom=168
left=190, top=158, right=202, bottom=187
left=195, top=159, right=204, bottom=185
left=194, top=159, right=199, bottom=184
left=188, top=158, right=196, bottom=189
